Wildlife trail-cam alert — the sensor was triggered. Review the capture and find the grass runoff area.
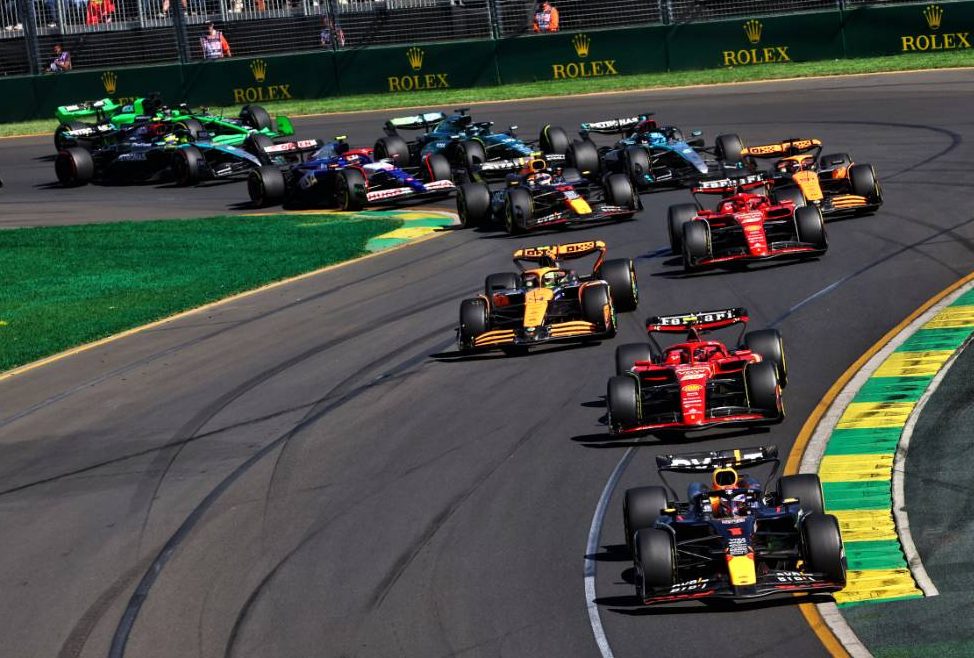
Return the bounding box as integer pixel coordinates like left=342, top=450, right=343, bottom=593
left=1, top=50, right=973, bottom=138
left=0, top=213, right=400, bottom=372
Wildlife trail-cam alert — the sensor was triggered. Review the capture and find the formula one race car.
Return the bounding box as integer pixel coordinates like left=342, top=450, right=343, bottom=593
left=666, top=174, right=827, bottom=271
left=457, top=240, right=638, bottom=353
left=572, top=114, right=744, bottom=191
left=54, top=96, right=293, bottom=151
left=607, top=307, right=786, bottom=436
left=456, top=157, right=639, bottom=233
left=247, top=137, right=454, bottom=210
left=55, top=120, right=275, bottom=187
left=623, top=445, right=846, bottom=605
left=375, top=108, right=570, bottom=180
left=723, top=136, right=883, bottom=218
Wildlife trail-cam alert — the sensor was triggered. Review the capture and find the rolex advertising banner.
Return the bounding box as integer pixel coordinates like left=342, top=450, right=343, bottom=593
left=333, top=40, right=499, bottom=96
left=665, top=11, right=844, bottom=70
left=843, top=2, right=974, bottom=57
left=494, top=27, right=668, bottom=85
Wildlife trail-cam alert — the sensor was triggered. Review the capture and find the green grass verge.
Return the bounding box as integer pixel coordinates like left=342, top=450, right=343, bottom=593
left=0, top=213, right=400, bottom=372
left=3, top=49, right=973, bottom=138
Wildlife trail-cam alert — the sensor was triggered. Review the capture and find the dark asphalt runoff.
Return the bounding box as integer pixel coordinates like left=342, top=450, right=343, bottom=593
left=1, top=69, right=974, bottom=658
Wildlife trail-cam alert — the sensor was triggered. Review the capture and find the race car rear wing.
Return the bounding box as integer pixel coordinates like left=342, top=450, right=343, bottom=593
left=471, top=154, right=567, bottom=179
left=578, top=115, right=648, bottom=136
left=741, top=138, right=822, bottom=159
left=656, top=445, right=778, bottom=472
left=263, top=138, right=323, bottom=155
left=384, top=112, right=448, bottom=133
left=691, top=173, right=768, bottom=195
left=513, top=240, right=607, bottom=270
left=646, top=307, right=749, bottom=334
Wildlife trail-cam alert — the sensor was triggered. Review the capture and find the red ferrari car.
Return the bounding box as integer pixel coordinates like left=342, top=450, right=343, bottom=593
left=666, top=175, right=827, bottom=272
left=606, top=308, right=786, bottom=436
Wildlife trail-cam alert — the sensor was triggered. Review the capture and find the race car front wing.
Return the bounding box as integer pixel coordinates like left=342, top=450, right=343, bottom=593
left=642, top=570, right=844, bottom=605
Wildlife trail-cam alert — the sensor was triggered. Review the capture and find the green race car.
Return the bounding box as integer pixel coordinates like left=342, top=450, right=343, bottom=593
left=54, top=95, right=294, bottom=151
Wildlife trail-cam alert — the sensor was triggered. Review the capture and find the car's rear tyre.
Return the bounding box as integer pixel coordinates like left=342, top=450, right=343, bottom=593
left=566, top=138, right=600, bottom=175
left=607, top=374, right=639, bottom=432
left=243, top=133, right=274, bottom=161
left=504, top=187, right=532, bottom=234
left=802, top=512, right=846, bottom=585
left=635, top=528, right=676, bottom=597
left=539, top=125, right=570, bottom=155
left=455, top=139, right=487, bottom=173
left=624, top=145, right=651, bottom=190
left=336, top=168, right=366, bottom=211
left=54, top=120, right=89, bottom=151
left=682, top=220, right=711, bottom=271
left=819, top=152, right=852, bottom=170
left=423, top=153, right=452, bottom=182
left=773, top=185, right=806, bottom=210
left=795, top=205, right=827, bottom=251
left=624, top=486, right=669, bottom=554
left=172, top=146, right=203, bottom=186
left=615, top=343, right=660, bottom=376
left=581, top=283, right=614, bottom=335
left=55, top=147, right=94, bottom=186
left=561, top=167, right=582, bottom=183
left=374, top=135, right=410, bottom=164
left=715, top=133, right=745, bottom=164
left=240, top=104, right=272, bottom=130
left=458, top=298, right=489, bottom=350
left=484, top=272, right=519, bottom=295
left=179, top=118, right=204, bottom=141
left=744, top=360, right=782, bottom=420
left=605, top=173, right=638, bottom=218
left=248, top=165, right=286, bottom=207
left=849, top=163, right=881, bottom=202
left=598, top=258, right=638, bottom=313
left=778, top=474, right=825, bottom=516
left=743, top=328, right=787, bottom=387
left=458, top=182, right=491, bottom=228
left=667, top=203, right=698, bottom=254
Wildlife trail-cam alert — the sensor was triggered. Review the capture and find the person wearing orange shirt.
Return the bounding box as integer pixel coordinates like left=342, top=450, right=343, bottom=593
left=533, top=0, right=558, bottom=32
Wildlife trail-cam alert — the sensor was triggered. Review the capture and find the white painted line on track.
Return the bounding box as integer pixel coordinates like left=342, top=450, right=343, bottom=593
left=585, top=446, right=636, bottom=658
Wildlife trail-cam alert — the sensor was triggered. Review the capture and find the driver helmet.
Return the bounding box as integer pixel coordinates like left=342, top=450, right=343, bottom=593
left=334, top=139, right=350, bottom=155
left=522, top=272, right=540, bottom=289
left=693, top=345, right=717, bottom=362
left=776, top=158, right=804, bottom=174
left=541, top=269, right=566, bottom=289
left=531, top=172, right=553, bottom=187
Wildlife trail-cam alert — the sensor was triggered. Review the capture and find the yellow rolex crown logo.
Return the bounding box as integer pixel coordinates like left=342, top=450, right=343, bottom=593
left=250, top=58, right=267, bottom=82
left=571, top=33, right=591, bottom=58
left=923, top=4, right=943, bottom=29
left=101, top=71, right=117, bottom=95
left=743, top=19, right=762, bottom=45
left=406, top=47, right=424, bottom=71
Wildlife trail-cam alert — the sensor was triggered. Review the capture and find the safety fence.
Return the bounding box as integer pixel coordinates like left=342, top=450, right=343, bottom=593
left=0, top=0, right=970, bottom=122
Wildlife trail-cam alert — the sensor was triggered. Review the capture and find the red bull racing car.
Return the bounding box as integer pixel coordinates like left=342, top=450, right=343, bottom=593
left=623, top=445, right=846, bottom=605
left=606, top=307, right=786, bottom=436
left=457, top=240, right=638, bottom=353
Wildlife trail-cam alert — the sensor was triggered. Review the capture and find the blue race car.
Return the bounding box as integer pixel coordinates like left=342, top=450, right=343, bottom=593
left=374, top=108, right=571, bottom=181
left=247, top=137, right=455, bottom=210
left=578, top=114, right=743, bottom=192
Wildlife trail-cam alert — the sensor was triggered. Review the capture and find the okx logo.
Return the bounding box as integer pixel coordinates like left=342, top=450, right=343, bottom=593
left=233, top=58, right=293, bottom=104
left=551, top=33, right=619, bottom=79
left=901, top=4, right=970, bottom=51
left=722, top=19, right=791, bottom=66
left=387, top=46, right=450, bottom=92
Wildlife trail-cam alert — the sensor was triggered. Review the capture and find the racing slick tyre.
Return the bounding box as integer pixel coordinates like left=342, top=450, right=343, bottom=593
left=458, top=298, right=489, bottom=351
left=336, top=168, right=366, bottom=211
left=484, top=272, right=520, bottom=294
left=715, top=133, right=745, bottom=164
left=243, top=133, right=274, bottom=158
left=605, top=174, right=638, bottom=219
left=778, top=474, right=825, bottom=516
left=172, top=146, right=203, bottom=186
left=55, top=147, right=94, bottom=186
left=423, top=153, right=452, bottom=182
left=772, top=185, right=806, bottom=210
left=374, top=135, right=410, bottom=164
left=54, top=121, right=89, bottom=151
left=849, top=163, right=882, bottom=203
left=795, top=205, right=828, bottom=251
left=566, top=139, right=600, bottom=175
left=667, top=203, right=699, bottom=254
left=179, top=118, right=204, bottom=140
left=615, top=343, right=661, bottom=376
left=635, top=528, right=676, bottom=597
left=624, top=486, right=669, bottom=555
left=581, top=283, right=615, bottom=336
left=504, top=187, right=533, bottom=234
left=682, top=220, right=712, bottom=271
left=743, top=329, right=788, bottom=387
left=819, top=152, right=852, bottom=170
left=240, top=104, right=272, bottom=130
left=248, top=165, right=286, bottom=207
left=560, top=167, right=582, bottom=183
left=744, top=360, right=782, bottom=421
left=801, top=512, right=847, bottom=585
left=457, top=182, right=491, bottom=228
left=539, top=125, right=570, bottom=155
left=607, top=375, right=640, bottom=433
left=623, top=146, right=651, bottom=190
left=454, top=139, right=487, bottom=173
left=599, top=258, right=638, bottom=313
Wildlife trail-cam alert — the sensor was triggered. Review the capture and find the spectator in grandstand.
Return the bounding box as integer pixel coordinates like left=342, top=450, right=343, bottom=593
left=320, top=17, right=344, bottom=49
left=41, top=0, right=57, bottom=27
left=200, top=21, right=231, bottom=59
left=159, top=0, right=187, bottom=17
left=85, top=0, right=115, bottom=24
left=49, top=44, right=71, bottom=71
left=533, top=0, right=558, bottom=32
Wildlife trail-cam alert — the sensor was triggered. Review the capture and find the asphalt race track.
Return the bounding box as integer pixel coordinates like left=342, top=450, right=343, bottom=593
left=1, top=69, right=973, bottom=657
